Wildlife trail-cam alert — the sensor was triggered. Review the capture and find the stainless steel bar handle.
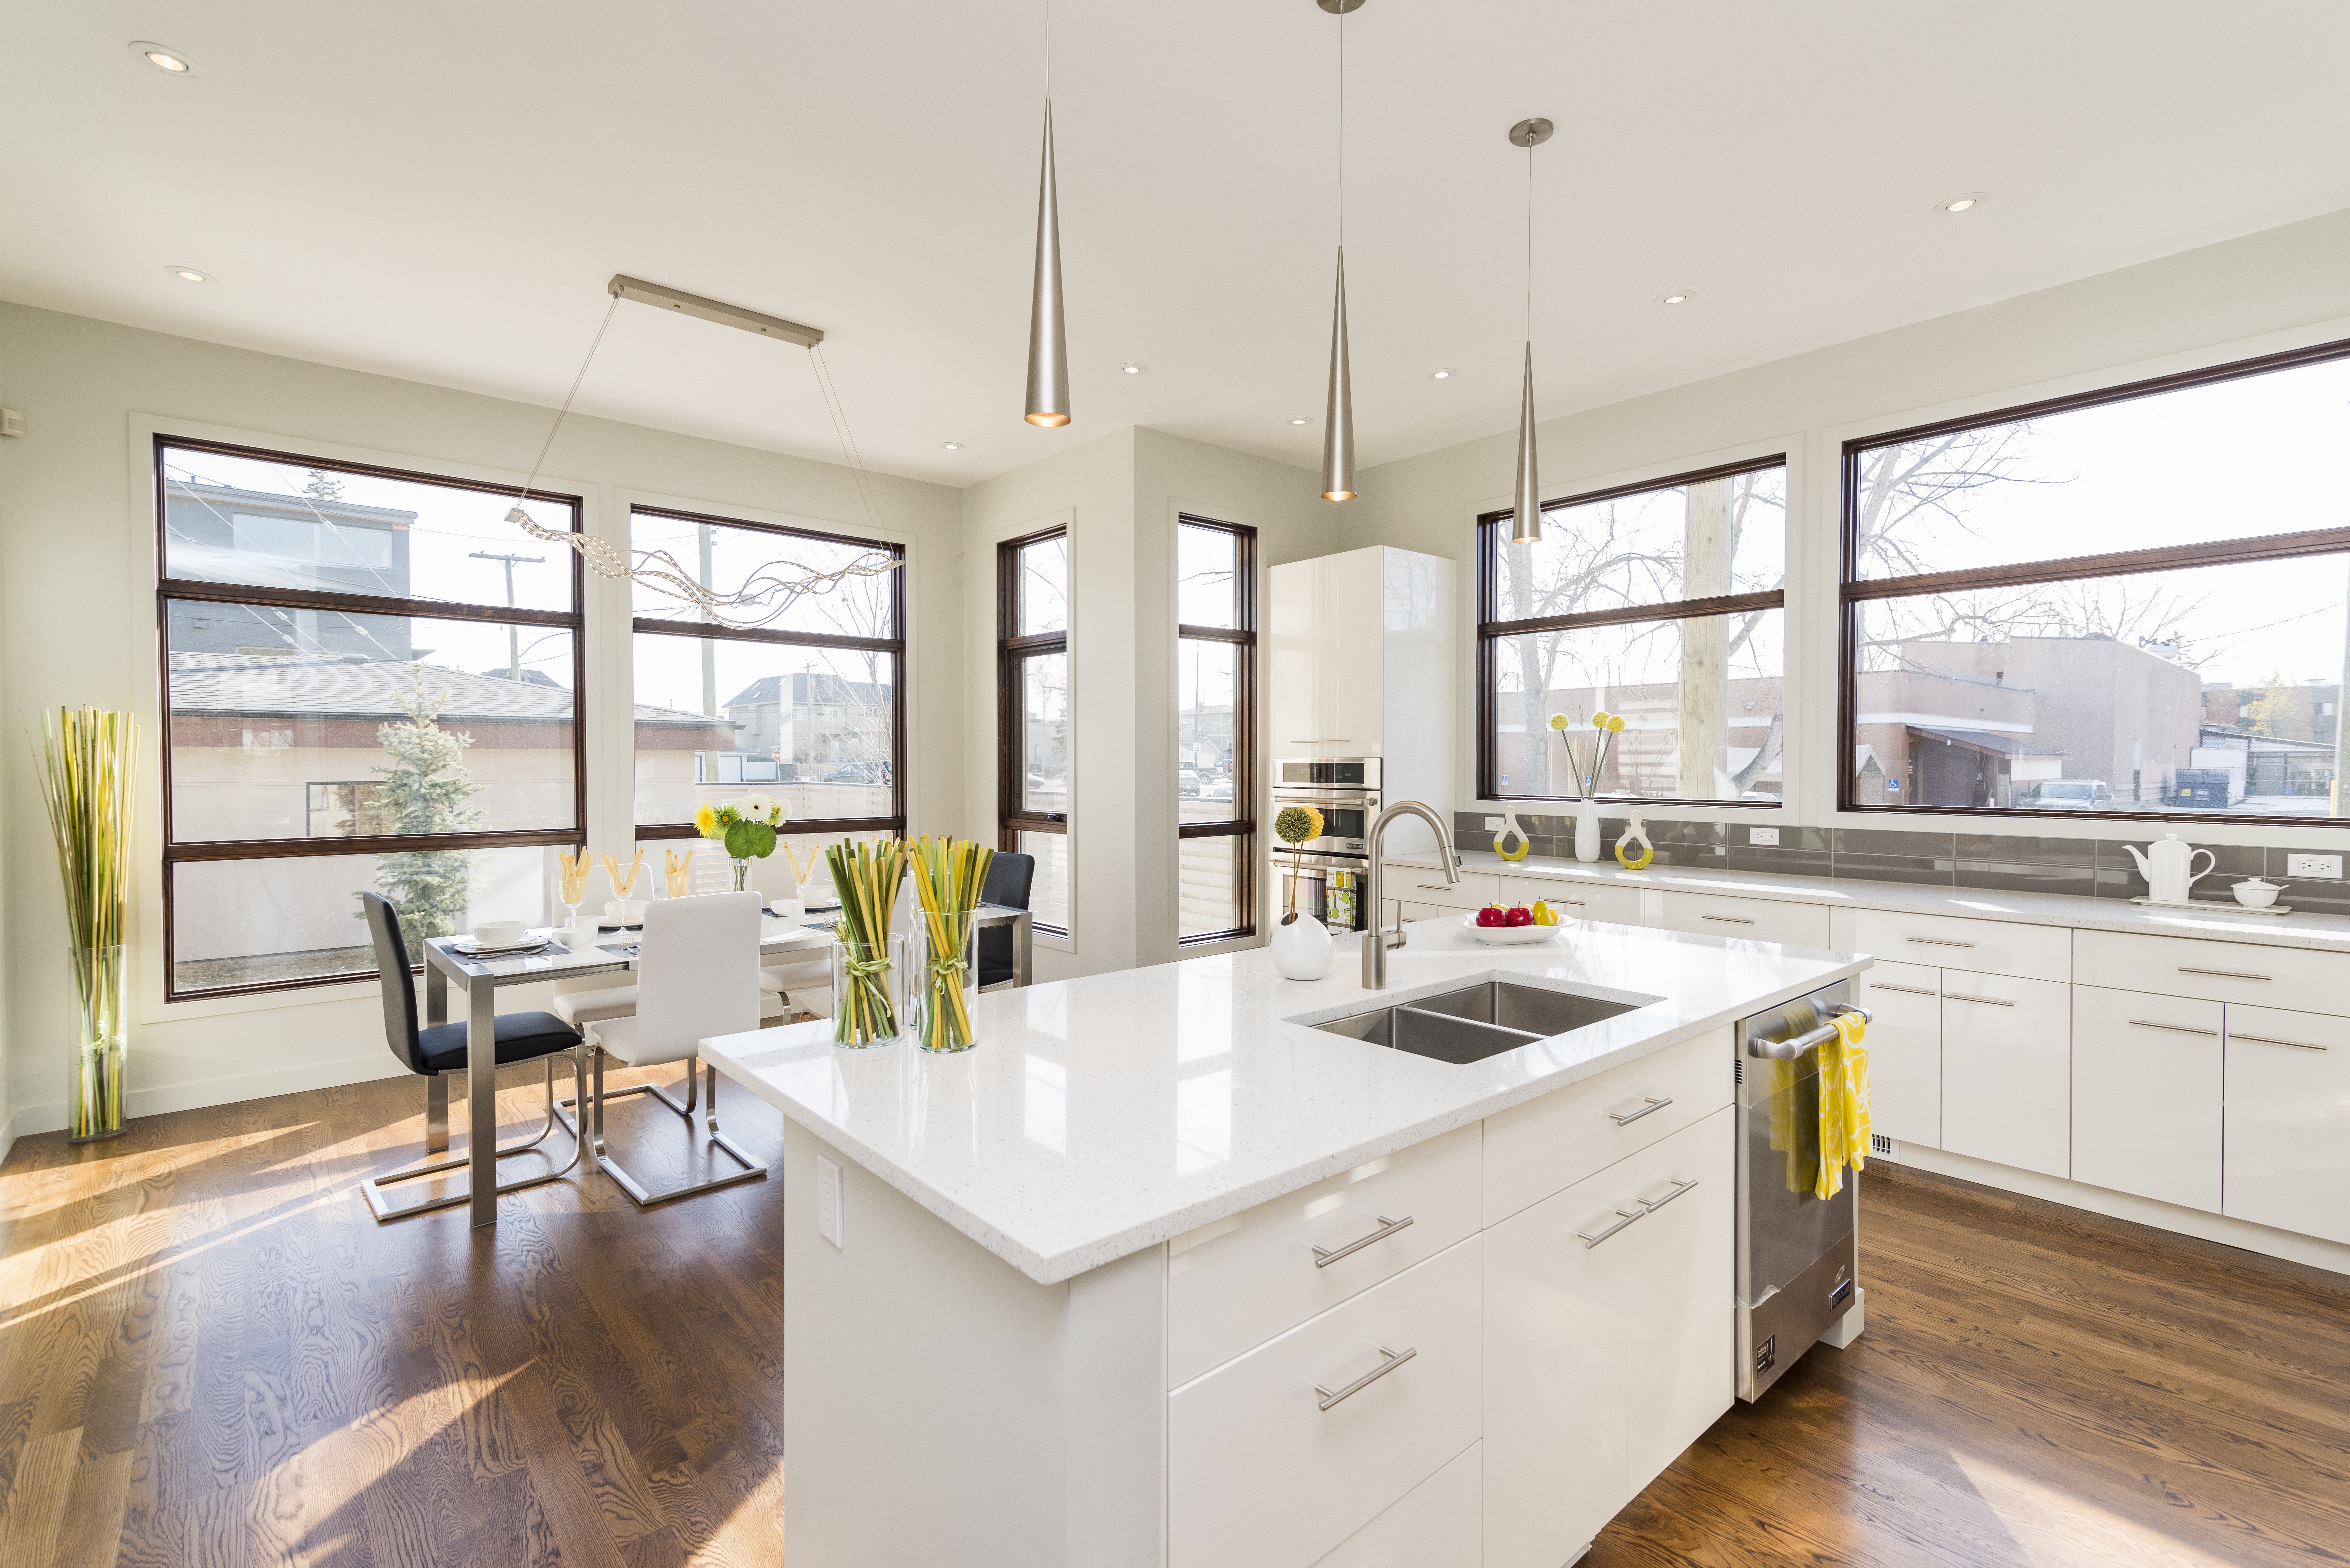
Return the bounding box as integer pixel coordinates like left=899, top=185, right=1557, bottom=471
left=1870, top=982, right=1936, bottom=996
left=1746, top=1002, right=1874, bottom=1058
left=2226, top=1031, right=2325, bottom=1051
left=2179, top=966, right=2271, bottom=981
left=1417, top=883, right=1462, bottom=893
left=1607, top=1095, right=1673, bottom=1127
left=1311, top=1213, right=1415, bottom=1268
left=1906, top=936, right=1976, bottom=948
left=1638, top=1176, right=1699, bottom=1213
left=1314, top=1343, right=1416, bottom=1411
left=1554, top=898, right=1588, bottom=906
left=1944, top=992, right=2017, bottom=1007
left=2128, top=1018, right=2219, bottom=1037
left=1701, top=914, right=1756, bottom=924
left=1575, top=1204, right=1646, bottom=1248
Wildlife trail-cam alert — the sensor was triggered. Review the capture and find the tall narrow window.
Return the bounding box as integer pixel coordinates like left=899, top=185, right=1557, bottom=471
left=1177, top=518, right=1256, bottom=943
left=1000, top=528, right=1072, bottom=934
left=630, top=506, right=905, bottom=869
left=155, top=437, right=584, bottom=999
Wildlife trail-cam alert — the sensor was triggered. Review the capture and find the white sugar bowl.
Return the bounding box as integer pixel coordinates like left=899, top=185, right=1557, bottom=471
left=2232, top=878, right=2286, bottom=909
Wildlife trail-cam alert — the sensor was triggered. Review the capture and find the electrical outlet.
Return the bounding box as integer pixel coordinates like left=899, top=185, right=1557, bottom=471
left=1483, top=816, right=1504, bottom=831
left=1749, top=827, right=1779, bottom=847
left=816, top=1153, right=845, bottom=1248
left=2287, top=853, right=2343, bottom=879
left=0, top=409, right=24, bottom=438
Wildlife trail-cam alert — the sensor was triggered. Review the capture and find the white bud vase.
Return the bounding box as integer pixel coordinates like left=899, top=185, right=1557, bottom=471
left=1574, top=798, right=1603, bottom=863
left=1269, top=911, right=1335, bottom=980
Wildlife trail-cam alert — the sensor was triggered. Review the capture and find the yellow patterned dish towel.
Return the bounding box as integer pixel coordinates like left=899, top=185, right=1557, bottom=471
left=1814, top=1011, right=1873, bottom=1200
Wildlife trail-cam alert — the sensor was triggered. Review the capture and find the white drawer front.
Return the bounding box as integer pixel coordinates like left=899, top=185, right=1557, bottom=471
left=2073, top=929, right=2346, bottom=1016
left=1168, top=1122, right=1481, bottom=1387
left=1856, top=961, right=1942, bottom=1149
left=1484, top=1027, right=1732, bottom=1225
left=1488, top=874, right=1643, bottom=927
left=1652, top=890, right=1830, bottom=949
left=1308, top=1441, right=1479, bottom=1568
left=1385, top=864, right=1491, bottom=911
left=1939, top=972, right=2071, bottom=1178
left=2224, top=1003, right=2350, bottom=1246
left=1851, top=908, right=2069, bottom=983
left=1170, top=1238, right=1482, bottom=1568
left=2070, top=986, right=2222, bottom=1213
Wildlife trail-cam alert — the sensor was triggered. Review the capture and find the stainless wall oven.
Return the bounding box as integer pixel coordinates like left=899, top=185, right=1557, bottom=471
left=1271, top=758, right=1380, bottom=932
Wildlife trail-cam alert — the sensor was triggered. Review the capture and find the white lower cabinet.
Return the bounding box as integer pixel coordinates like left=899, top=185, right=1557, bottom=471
left=1482, top=1108, right=1734, bottom=1568
left=1857, top=961, right=1942, bottom=1149
left=2224, top=1003, right=2350, bottom=1245
left=1168, top=1236, right=1482, bottom=1568
left=1307, top=1441, right=1480, bottom=1568
left=1650, top=889, right=1831, bottom=949
left=2070, top=985, right=2222, bottom=1212
left=1939, top=972, right=2071, bottom=1178
left=1490, top=874, right=1643, bottom=926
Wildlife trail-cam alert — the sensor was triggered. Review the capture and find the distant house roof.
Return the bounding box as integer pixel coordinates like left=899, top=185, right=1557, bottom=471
left=722, top=670, right=891, bottom=710
left=1910, top=725, right=2047, bottom=757
left=168, top=651, right=723, bottom=729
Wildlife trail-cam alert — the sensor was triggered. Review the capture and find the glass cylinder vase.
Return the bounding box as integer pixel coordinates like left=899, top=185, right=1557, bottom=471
left=69, top=944, right=128, bottom=1143
left=830, top=931, right=909, bottom=1049
left=731, top=856, right=754, bottom=893
left=910, top=909, right=981, bottom=1054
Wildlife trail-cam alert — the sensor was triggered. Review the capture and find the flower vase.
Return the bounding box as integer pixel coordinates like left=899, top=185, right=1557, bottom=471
left=1269, top=911, right=1335, bottom=980
left=69, top=944, right=128, bottom=1142
left=911, top=910, right=980, bottom=1053
left=731, top=856, right=754, bottom=893
left=831, top=932, right=908, bottom=1048
left=1573, top=799, right=1603, bottom=864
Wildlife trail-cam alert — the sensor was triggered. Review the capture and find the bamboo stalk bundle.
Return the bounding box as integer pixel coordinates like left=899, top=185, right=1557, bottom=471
left=826, top=837, right=907, bottom=1046
left=36, top=708, right=138, bottom=1141
left=908, top=835, right=993, bottom=1052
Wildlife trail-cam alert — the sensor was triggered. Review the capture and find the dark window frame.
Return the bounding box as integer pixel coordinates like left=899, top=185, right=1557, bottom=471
left=999, top=525, right=1070, bottom=936
left=154, top=434, right=588, bottom=1002
left=1176, top=516, right=1258, bottom=946
left=628, top=502, right=909, bottom=844
left=1838, top=335, right=2350, bottom=826
left=1475, top=454, right=1789, bottom=808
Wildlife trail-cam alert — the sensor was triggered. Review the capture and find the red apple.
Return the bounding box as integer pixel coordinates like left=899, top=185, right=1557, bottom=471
left=1476, top=905, right=1508, bottom=928
left=1504, top=905, right=1535, bottom=928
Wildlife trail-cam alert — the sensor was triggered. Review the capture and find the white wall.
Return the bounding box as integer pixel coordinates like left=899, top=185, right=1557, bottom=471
left=0, top=302, right=965, bottom=1138
left=1350, top=206, right=2350, bottom=851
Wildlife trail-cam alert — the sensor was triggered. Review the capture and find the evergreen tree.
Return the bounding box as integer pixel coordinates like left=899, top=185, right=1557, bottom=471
left=371, top=668, right=482, bottom=938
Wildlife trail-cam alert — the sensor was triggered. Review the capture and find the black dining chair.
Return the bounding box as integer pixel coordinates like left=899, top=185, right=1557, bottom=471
left=356, top=892, right=589, bottom=1221
left=977, top=851, right=1035, bottom=991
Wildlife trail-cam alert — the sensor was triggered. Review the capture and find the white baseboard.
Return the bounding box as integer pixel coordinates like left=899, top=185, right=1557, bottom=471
left=1885, top=1144, right=2350, bottom=1278
left=7, top=1052, right=414, bottom=1140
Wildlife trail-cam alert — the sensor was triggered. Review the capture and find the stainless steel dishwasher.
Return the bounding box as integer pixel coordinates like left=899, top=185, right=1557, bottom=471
left=1735, top=980, right=1870, bottom=1401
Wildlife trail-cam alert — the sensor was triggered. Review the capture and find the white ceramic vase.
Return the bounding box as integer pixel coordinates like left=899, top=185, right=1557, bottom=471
left=1268, top=912, right=1335, bottom=980
left=1573, top=798, right=1603, bottom=863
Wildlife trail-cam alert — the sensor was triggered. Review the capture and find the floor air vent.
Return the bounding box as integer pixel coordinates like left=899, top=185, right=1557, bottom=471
left=1869, top=1132, right=1898, bottom=1160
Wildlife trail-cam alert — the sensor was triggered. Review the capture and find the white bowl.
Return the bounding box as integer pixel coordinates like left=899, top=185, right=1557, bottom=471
left=1459, top=913, right=1560, bottom=946
left=472, top=920, right=527, bottom=947
left=2232, top=880, right=2283, bottom=908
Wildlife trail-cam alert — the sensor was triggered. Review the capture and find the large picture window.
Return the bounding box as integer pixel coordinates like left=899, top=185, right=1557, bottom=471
left=1841, top=340, right=2350, bottom=821
left=1177, top=518, right=1256, bottom=944
left=999, top=527, right=1071, bottom=935
left=156, top=438, right=584, bottom=999
left=1478, top=457, right=1787, bottom=805
left=629, top=505, right=905, bottom=841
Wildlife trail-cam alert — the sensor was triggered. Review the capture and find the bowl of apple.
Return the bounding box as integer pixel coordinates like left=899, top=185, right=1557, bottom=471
left=1462, top=901, right=1564, bottom=945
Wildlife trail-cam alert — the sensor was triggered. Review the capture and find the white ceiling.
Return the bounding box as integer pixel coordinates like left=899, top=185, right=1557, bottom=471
left=7, top=3, right=2350, bottom=491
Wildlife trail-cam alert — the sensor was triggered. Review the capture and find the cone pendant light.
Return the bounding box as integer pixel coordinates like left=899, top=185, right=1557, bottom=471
left=1507, top=116, right=1553, bottom=544
left=1317, top=0, right=1363, bottom=501
left=1024, top=100, right=1071, bottom=427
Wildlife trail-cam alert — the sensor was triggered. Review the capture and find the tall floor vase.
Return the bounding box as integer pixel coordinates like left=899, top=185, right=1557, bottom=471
left=70, top=943, right=127, bottom=1142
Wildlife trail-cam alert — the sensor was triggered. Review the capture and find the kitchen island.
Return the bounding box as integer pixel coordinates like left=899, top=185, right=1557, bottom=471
left=701, top=914, right=1870, bottom=1568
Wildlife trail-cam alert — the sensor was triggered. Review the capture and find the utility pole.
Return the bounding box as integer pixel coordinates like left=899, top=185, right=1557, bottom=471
left=470, top=550, right=543, bottom=680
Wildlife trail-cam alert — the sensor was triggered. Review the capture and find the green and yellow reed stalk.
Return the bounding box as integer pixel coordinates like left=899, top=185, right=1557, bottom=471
left=827, top=837, right=907, bottom=1046
left=908, top=835, right=993, bottom=1052
left=36, top=708, right=138, bottom=1141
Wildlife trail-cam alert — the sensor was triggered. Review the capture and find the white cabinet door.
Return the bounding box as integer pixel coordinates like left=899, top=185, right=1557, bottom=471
left=1327, top=548, right=1386, bottom=755
left=1651, top=889, right=1831, bottom=949
left=1308, top=1441, right=1479, bottom=1568
left=1384, top=863, right=1492, bottom=912
left=2070, top=985, right=2222, bottom=1212
left=1483, top=1109, right=1733, bottom=1568
left=1488, top=874, right=1643, bottom=926
left=1270, top=558, right=1327, bottom=754
left=1851, top=909, right=2070, bottom=984
left=1857, top=961, right=1942, bottom=1150
left=2225, top=1003, right=2350, bottom=1245
left=1939, top=972, right=2071, bottom=1178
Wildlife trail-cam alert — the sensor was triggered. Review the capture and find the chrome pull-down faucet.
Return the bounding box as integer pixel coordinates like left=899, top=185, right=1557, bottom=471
left=1361, top=801, right=1459, bottom=989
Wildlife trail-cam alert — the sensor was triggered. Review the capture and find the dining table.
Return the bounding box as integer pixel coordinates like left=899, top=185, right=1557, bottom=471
left=421, top=902, right=1034, bottom=1229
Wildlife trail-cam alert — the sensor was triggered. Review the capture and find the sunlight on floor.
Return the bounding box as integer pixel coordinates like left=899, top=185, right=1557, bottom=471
left=1951, top=1448, right=2243, bottom=1568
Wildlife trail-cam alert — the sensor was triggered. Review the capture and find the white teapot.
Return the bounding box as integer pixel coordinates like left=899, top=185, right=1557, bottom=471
left=2123, top=833, right=2216, bottom=903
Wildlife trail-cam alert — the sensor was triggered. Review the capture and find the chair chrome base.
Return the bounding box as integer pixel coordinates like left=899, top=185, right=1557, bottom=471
left=556, top=1052, right=769, bottom=1207
left=361, top=1051, right=589, bottom=1221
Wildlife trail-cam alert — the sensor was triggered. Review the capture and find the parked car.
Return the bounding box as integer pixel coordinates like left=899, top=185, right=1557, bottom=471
left=1199, top=777, right=1235, bottom=802
left=1177, top=769, right=1202, bottom=797
left=2034, top=779, right=2113, bottom=809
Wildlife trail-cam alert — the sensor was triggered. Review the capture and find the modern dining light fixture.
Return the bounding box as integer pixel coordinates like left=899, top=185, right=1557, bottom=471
left=1023, top=5, right=1071, bottom=427
left=1317, top=0, right=1363, bottom=502
left=1508, top=116, right=1553, bottom=545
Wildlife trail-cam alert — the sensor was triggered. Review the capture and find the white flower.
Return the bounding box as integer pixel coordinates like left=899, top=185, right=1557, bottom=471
left=741, top=792, right=779, bottom=822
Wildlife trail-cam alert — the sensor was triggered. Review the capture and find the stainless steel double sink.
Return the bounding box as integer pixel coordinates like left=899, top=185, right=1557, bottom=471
left=1309, top=978, right=1650, bottom=1065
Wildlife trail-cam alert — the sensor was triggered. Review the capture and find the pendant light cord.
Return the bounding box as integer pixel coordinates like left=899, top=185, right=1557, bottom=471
left=1337, top=7, right=1346, bottom=245
left=1525, top=140, right=1534, bottom=343
left=514, top=291, right=621, bottom=515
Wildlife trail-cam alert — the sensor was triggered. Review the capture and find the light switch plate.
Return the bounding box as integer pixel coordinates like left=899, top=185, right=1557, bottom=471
left=1483, top=816, right=1504, bottom=831
left=1750, top=827, right=1779, bottom=846
left=2286, top=853, right=2342, bottom=879
left=816, top=1153, right=845, bottom=1248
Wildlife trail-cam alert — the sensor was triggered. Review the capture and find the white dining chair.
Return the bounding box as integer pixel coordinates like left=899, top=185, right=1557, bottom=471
left=562, top=889, right=768, bottom=1205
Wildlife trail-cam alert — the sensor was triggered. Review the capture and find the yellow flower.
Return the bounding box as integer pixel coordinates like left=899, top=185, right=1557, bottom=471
left=693, top=802, right=719, bottom=838
left=1547, top=713, right=1571, bottom=731
left=1274, top=804, right=1324, bottom=845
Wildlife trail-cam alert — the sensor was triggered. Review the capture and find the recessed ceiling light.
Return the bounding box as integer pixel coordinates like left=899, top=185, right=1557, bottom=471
left=1429, top=369, right=1452, bottom=380
left=1119, top=362, right=1148, bottom=375
left=166, top=265, right=214, bottom=284
left=1290, top=417, right=1313, bottom=426
left=1936, top=192, right=1987, bottom=214
left=941, top=442, right=965, bottom=451
left=129, top=41, right=199, bottom=74
left=1655, top=291, right=1694, bottom=307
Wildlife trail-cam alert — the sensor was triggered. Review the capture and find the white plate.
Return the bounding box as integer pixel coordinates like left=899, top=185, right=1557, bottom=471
left=453, top=936, right=551, bottom=957
left=1458, top=914, right=1560, bottom=946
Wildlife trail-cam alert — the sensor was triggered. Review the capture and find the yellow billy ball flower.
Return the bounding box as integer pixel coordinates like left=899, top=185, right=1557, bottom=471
left=1274, top=804, right=1324, bottom=845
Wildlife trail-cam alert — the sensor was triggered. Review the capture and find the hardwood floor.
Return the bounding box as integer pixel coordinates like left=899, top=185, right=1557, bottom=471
left=4, top=1081, right=2345, bottom=1567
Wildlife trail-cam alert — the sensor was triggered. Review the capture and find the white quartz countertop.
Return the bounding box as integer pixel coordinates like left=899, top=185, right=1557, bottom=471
left=701, top=917, right=1865, bottom=1285
left=1401, top=848, right=2350, bottom=954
